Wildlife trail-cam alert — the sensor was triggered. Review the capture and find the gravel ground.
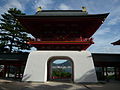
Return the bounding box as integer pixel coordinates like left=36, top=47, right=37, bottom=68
left=0, top=79, right=120, bottom=90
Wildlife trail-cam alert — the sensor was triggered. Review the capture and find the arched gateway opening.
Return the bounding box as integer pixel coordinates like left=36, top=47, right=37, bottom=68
left=47, top=56, right=74, bottom=82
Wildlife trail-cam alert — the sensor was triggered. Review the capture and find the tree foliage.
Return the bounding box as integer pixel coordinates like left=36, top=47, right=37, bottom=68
left=0, top=8, right=32, bottom=53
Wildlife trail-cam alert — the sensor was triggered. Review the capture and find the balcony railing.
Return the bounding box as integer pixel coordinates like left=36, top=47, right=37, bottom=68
left=29, top=37, right=93, bottom=42
left=27, top=37, right=94, bottom=45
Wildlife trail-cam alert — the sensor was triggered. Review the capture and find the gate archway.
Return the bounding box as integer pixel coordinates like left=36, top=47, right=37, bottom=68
left=47, top=56, right=74, bottom=82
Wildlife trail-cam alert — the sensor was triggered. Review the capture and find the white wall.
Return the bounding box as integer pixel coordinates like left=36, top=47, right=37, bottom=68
left=22, top=51, right=97, bottom=83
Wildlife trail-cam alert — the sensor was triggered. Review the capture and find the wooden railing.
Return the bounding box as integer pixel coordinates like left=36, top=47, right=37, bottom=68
left=29, top=37, right=93, bottom=42
left=27, top=37, right=94, bottom=45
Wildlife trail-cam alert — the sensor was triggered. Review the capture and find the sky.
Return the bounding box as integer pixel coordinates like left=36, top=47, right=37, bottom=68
left=0, top=0, right=120, bottom=53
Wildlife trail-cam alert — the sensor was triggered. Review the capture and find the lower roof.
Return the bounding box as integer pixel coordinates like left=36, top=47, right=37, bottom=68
left=0, top=53, right=28, bottom=61
left=111, top=40, right=120, bottom=45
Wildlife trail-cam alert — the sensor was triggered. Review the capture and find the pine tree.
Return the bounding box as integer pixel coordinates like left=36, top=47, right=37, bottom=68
left=0, top=8, right=32, bottom=53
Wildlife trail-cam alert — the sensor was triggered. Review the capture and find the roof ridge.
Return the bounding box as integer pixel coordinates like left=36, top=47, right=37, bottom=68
left=39, top=10, right=83, bottom=12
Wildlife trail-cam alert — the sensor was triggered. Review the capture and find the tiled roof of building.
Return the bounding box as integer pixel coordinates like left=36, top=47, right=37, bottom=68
left=112, top=40, right=120, bottom=45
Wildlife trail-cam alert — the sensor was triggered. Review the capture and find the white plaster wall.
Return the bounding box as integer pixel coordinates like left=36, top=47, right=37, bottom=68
left=22, top=51, right=97, bottom=83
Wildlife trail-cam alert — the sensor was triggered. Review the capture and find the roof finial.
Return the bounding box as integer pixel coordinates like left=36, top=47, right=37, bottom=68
left=37, top=6, right=42, bottom=12
left=82, top=6, right=87, bottom=12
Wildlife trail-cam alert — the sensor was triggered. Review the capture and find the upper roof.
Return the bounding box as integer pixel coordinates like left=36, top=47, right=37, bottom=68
left=16, top=10, right=109, bottom=18
left=15, top=10, right=109, bottom=38
left=35, top=10, right=88, bottom=16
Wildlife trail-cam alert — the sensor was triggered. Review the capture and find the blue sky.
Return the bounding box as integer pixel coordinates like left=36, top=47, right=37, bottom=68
left=0, top=0, right=120, bottom=53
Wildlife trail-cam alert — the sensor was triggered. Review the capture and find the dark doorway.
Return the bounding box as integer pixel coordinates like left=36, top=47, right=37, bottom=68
left=47, top=56, right=74, bottom=82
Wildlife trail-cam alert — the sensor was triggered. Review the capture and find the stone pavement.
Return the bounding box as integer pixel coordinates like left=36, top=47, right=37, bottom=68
left=0, top=79, right=120, bottom=90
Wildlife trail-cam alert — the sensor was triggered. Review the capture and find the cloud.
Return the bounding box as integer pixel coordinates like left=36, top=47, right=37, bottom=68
left=6, top=0, right=23, bottom=10
left=33, top=0, right=53, bottom=10
left=94, top=27, right=110, bottom=35
left=108, top=16, right=120, bottom=25
left=0, top=0, right=24, bottom=15
left=88, top=28, right=120, bottom=53
left=113, top=0, right=119, bottom=3
left=88, top=31, right=119, bottom=53
left=88, top=44, right=120, bottom=53
left=58, top=3, right=72, bottom=10
left=106, top=5, right=120, bottom=25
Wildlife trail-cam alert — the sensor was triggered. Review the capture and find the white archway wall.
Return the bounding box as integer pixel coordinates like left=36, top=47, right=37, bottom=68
left=22, top=51, right=97, bottom=83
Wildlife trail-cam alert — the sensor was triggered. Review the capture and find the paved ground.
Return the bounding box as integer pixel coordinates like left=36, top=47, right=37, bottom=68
left=0, top=79, right=120, bottom=90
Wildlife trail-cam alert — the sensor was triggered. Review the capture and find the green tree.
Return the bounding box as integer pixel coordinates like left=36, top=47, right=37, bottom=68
left=0, top=8, right=32, bottom=53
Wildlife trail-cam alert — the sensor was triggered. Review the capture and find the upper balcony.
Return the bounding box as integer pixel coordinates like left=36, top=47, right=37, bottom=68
left=27, top=37, right=93, bottom=50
